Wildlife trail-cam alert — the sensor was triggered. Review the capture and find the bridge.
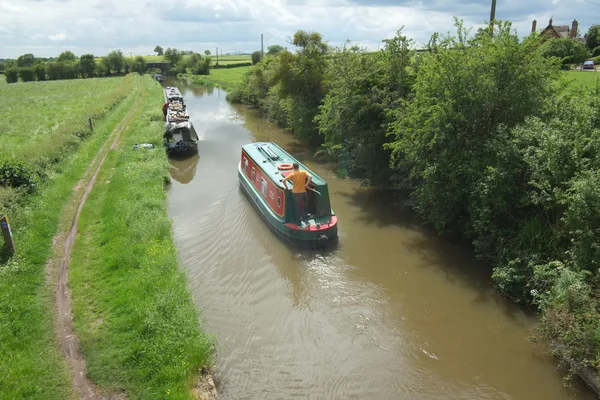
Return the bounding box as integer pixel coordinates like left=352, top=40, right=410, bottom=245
left=146, top=62, right=171, bottom=75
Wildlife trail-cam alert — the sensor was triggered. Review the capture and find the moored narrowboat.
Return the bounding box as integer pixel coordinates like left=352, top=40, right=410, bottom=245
left=238, top=142, right=338, bottom=249
left=163, top=120, right=199, bottom=154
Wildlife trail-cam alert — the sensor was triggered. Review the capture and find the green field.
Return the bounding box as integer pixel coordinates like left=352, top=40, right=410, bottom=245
left=185, top=66, right=251, bottom=91
left=563, top=70, right=600, bottom=89
left=0, top=76, right=131, bottom=165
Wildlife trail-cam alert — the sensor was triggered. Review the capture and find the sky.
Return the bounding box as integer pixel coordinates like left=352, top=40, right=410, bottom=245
left=0, top=0, right=598, bottom=59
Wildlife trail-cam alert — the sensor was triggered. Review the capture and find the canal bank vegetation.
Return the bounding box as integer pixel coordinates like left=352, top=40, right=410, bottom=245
left=0, top=75, right=136, bottom=398
left=68, top=75, right=214, bottom=398
left=229, top=20, right=600, bottom=383
left=1, top=74, right=213, bottom=398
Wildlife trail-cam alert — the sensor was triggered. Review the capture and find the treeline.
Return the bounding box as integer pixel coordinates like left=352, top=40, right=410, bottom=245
left=161, top=48, right=212, bottom=75
left=230, top=20, right=600, bottom=378
left=1, top=50, right=147, bottom=83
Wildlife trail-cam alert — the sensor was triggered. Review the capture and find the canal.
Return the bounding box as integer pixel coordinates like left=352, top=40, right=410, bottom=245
left=165, top=79, right=595, bottom=400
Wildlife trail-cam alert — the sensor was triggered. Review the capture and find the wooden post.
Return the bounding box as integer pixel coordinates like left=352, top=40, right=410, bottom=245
left=1, top=215, right=15, bottom=255
left=88, top=117, right=94, bottom=132
left=489, top=0, right=497, bottom=37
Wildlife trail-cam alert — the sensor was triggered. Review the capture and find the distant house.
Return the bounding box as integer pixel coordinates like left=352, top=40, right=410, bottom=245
left=532, top=18, right=586, bottom=43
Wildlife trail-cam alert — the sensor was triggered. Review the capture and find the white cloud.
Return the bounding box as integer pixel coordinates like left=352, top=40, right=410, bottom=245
left=0, top=0, right=597, bottom=58
left=48, top=33, right=66, bottom=41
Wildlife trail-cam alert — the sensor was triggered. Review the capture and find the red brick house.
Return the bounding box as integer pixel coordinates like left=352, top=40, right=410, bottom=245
left=532, top=18, right=586, bottom=43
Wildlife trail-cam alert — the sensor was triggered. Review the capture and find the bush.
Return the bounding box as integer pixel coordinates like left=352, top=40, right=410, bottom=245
left=251, top=51, right=261, bottom=65
left=5, top=67, right=18, bottom=83
left=0, top=159, right=40, bottom=192
left=18, top=67, right=35, bottom=82
left=33, top=63, right=46, bottom=81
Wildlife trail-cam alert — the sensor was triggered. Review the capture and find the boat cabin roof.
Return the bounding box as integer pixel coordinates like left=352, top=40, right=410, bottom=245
left=165, top=86, right=183, bottom=100
left=241, top=142, right=327, bottom=188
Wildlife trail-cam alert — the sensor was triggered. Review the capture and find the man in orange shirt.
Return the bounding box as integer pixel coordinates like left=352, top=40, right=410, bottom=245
left=282, top=162, right=312, bottom=223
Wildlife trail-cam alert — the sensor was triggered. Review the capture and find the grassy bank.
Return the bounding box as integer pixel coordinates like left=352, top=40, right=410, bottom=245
left=563, top=70, right=600, bottom=88
left=0, top=76, right=139, bottom=399
left=183, top=66, right=250, bottom=91
left=68, top=75, right=213, bottom=398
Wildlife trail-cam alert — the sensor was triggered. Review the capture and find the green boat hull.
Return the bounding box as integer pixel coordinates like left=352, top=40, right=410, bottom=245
left=238, top=166, right=338, bottom=249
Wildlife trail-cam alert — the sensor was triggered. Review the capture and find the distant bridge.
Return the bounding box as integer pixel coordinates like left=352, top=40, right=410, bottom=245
left=146, top=62, right=170, bottom=75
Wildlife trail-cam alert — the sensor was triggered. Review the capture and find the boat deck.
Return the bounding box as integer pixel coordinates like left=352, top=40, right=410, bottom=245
left=241, top=142, right=326, bottom=190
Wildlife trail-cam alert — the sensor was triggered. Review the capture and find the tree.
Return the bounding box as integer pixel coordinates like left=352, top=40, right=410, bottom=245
left=541, top=38, right=589, bottom=68
left=105, top=50, right=125, bottom=74
left=5, top=67, right=18, bottom=83
left=16, top=53, right=35, bottom=68
left=204, top=50, right=211, bottom=56
left=56, top=50, right=77, bottom=63
left=47, top=62, right=61, bottom=80
left=79, top=54, right=96, bottom=78
left=267, top=45, right=284, bottom=55
left=251, top=51, right=261, bottom=65
left=33, top=63, right=46, bottom=81
left=130, top=55, right=146, bottom=74
left=164, top=48, right=183, bottom=66
left=18, top=67, right=35, bottom=82
left=585, top=24, right=600, bottom=52
left=154, top=45, right=164, bottom=56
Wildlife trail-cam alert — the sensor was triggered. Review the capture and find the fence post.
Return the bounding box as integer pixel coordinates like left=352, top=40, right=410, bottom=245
left=88, top=117, right=94, bottom=132
left=1, top=215, right=15, bottom=255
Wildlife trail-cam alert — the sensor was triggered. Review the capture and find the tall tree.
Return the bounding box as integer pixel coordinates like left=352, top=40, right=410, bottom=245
left=105, top=50, right=125, bottom=74
left=251, top=51, right=261, bottom=65
left=164, top=48, right=183, bottom=66
left=56, top=50, right=77, bottom=63
left=130, top=56, right=147, bottom=74
left=16, top=53, right=35, bottom=68
left=204, top=50, right=211, bottom=56
left=154, top=45, right=164, bottom=56
left=585, top=24, right=600, bottom=52
left=267, top=45, right=284, bottom=55
left=79, top=54, right=96, bottom=78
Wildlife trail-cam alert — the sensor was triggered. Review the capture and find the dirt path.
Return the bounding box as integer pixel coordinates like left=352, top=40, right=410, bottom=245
left=50, top=85, right=142, bottom=400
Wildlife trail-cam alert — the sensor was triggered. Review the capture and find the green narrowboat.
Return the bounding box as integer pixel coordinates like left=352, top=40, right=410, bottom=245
left=238, top=142, right=338, bottom=249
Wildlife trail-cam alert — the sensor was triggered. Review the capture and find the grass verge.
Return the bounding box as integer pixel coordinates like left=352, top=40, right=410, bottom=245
left=562, top=70, right=600, bottom=89
left=69, top=75, right=213, bottom=399
left=182, top=66, right=250, bottom=91
left=0, top=76, right=140, bottom=400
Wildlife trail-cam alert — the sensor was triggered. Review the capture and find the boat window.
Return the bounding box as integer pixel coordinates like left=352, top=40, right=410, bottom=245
left=261, top=178, right=267, bottom=196
left=277, top=197, right=281, bottom=208
left=243, top=157, right=248, bottom=173
left=251, top=167, right=256, bottom=182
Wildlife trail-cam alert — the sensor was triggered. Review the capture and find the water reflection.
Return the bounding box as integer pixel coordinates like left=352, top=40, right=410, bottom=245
left=168, top=153, right=200, bottom=184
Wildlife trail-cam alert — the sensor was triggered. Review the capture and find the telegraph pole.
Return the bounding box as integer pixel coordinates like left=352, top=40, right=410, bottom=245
left=261, top=33, right=264, bottom=60
left=489, top=0, right=497, bottom=36
left=216, top=47, right=219, bottom=65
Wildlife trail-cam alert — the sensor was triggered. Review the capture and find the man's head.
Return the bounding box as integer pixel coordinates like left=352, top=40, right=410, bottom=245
left=293, top=162, right=299, bottom=170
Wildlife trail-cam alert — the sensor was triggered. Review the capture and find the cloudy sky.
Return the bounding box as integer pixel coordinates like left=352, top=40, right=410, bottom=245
left=0, top=0, right=598, bottom=59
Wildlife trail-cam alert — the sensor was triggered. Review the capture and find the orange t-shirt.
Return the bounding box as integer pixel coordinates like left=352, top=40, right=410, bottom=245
left=287, top=170, right=309, bottom=193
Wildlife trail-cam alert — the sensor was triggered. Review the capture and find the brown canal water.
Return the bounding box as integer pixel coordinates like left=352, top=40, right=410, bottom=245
left=165, top=79, right=595, bottom=400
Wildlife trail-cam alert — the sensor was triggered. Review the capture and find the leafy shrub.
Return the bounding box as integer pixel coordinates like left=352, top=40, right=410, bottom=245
left=5, top=67, right=18, bottom=83
left=33, top=63, right=46, bottom=81
left=0, top=159, right=40, bottom=192
left=18, top=67, right=35, bottom=82
left=251, top=51, right=261, bottom=65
